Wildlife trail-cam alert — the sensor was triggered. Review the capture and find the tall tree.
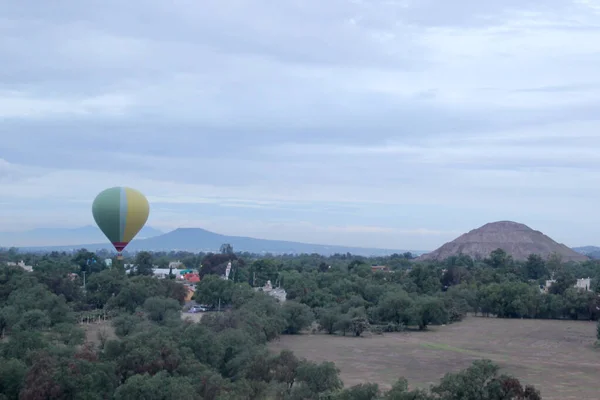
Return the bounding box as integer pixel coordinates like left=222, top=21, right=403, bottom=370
left=134, top=252, right=154, bottom=276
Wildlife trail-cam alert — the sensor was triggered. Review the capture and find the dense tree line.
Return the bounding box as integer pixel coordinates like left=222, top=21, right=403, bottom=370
left=0, top=259, right=541, bottom=399
left=3, top=245, right=599, bottom=398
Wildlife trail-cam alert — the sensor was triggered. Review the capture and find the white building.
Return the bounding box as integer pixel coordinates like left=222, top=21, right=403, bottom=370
left=169, top=261, right=184, bottom=269
left=575, top=277, right=592, bottom=291
left=254, top=280, right=287, bottom=302
left=6, top=260, right=33, bottom=272
left=151, top=268, right=183, bottom=279
left=541, top=277, right=593, bottom=293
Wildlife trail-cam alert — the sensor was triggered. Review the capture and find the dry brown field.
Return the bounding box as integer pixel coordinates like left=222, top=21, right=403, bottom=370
left=269, top=317, right=600, bottom=400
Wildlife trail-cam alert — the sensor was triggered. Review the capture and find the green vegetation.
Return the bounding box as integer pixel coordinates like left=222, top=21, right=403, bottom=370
left=2, top=245, right=598, bottom=398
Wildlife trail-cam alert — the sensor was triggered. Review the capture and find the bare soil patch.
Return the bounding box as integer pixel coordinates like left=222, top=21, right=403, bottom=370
left=269, top=317, right=600, bottom=400
left=82, top=321, right=117, bottom=347
left=181, top=312, right=204, bottom=323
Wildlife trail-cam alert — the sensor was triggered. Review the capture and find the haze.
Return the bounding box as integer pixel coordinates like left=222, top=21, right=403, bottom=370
left=1, top=0, right=600, bottom=250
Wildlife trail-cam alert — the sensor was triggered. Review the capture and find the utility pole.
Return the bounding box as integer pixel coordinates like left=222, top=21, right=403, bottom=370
left=82, top=271, right=86, bottom=292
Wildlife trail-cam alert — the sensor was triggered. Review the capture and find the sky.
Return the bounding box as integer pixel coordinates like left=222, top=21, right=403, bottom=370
left=1, top=0, right=600, bottom=251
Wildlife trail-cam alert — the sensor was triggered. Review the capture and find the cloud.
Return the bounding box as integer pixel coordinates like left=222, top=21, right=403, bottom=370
left=1, top=0, right=600, bottom=250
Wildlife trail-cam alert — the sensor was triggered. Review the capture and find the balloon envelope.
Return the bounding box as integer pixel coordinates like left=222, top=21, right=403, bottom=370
left=92, top=187, right=149, bottom=253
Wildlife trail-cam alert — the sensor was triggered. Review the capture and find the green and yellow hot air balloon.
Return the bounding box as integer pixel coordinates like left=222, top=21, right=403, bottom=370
left=92, top=187, right=150, bottom=259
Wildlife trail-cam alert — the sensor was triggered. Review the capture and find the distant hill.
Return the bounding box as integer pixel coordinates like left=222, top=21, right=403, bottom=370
left=0, top=225, right=163, bottom=247
left=572, top=246, right=600, bottom=260
left=419, top=221, right=589, bottom=262
left=14, top=227, right=418, bottom=257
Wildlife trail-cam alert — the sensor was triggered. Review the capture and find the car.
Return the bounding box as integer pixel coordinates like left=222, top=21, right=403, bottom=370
left=188, top=305, right=207, bottom=313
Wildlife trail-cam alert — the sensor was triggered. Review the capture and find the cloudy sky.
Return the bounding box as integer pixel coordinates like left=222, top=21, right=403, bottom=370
left=1, top=0, right=600, bottom=250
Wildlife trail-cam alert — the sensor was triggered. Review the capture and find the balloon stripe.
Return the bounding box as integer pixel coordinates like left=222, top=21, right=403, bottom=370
left=123, top=187, right=150, bottom=243
left=91, top=187, right=121, bottom=243
left=119, top=186, right=128, bottom=243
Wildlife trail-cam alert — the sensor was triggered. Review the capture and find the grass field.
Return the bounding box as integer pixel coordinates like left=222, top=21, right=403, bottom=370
left=269, top=317, right=600, bottom=400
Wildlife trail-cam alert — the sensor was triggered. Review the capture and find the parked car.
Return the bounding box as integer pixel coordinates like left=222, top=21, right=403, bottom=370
left=188, top=305, right=207, bottom=313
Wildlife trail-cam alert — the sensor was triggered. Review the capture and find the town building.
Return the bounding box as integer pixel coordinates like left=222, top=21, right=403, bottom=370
left=540, top=277, right=593, bottom=293
left=371, top=265, right=390, bottom=272
left=6, top=260, right=33, bottom=272
left=254, top=280, right=287, bottom=302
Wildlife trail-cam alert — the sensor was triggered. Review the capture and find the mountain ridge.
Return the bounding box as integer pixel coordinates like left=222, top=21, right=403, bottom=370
left=572, top=246, right=600, bottom=260
left=6, top=226, right=418, bottom=257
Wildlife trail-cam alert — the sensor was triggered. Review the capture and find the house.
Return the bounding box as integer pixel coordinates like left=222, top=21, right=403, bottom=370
left=6, top=260, right=33, bottom=272
left=540, top=277, right=593, bottom=293
left=541, top=279, right=556, bottom=293
left=575, top=277, right=592, bottom=291
left=182, top=272, right=200, bottom=283
left=371, top=265, right=390, bottom=272
left=151, top=268, right=182, bottom=279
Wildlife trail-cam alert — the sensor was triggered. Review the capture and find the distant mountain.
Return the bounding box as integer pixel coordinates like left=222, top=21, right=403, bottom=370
left=0, top=225, right=163, bottom=247
left=572, top=246, right=600, bottom=260
left=419, top=221, right=589, bottom=262
left=15, top=227, right=418, bottom=257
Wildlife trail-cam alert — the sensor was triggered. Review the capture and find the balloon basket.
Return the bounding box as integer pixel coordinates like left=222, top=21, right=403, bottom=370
left=117, top=253, right=123, bottom=260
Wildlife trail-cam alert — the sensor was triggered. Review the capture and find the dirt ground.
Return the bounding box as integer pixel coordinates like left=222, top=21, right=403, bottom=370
left=82, top=321, right=118, bottom=347
left=181, top=312, right=204, bottom=323
left=269, top=317, right=600, bottom=400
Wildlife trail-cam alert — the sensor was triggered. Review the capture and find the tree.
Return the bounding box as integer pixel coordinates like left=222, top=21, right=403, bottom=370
left=0, top=306, right=19, bottom=338
left=546, top=252, right=564, bottom=277
left=317, top=307, right=340, bottom=334
left=143, top=296, right=181, bottom=324
left=194, top=275, right=235, bottom=307
left=281, top=301, right=314, bottom=334
left=201, top=252, right=238, bottom=278
left=376, top=291, right=413, bottom=326
left=294, top=361, right=343, bottom=397
left=484, top=248, right=512, bottom=269
left=441, top=265, right=470, bottom=288
left=272, top=350, right=300, bottom=391
left=337, top=383, right=380, bottom=400
left=410, top=297, right=448, bottom=330
left=524, top=254, right=548, bottom=280
left=114, top=371, right=197, bottom=400
left=15, top=309, right=51, bottom=331
left=548, top=270, right=576, bottom=296
left=430, top=359, right=541, bottom=400
left=384, top=378, right=432, bottom=399
left=408, top=265, right=441, bottom=294
left=0, top=357, right=27, bottom=400
left=351, top=317, right=370, bottom=337
left=220, top=243, right=234, bottom=255
left=134, top=252, right=154, bottom=276
left=249, top=259, right=279, bottom=287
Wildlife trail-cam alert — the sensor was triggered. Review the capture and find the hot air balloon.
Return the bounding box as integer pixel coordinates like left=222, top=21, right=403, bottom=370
left=92, top=187, right=149, bottom=259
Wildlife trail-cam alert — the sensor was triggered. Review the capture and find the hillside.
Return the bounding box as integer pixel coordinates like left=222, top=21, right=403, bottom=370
left=572, top=246, right=600, bottom=260
left=419, top=221, right=589, bottom=262
left=0, top=225, right=163, bottom=247
left=15, top=227, right=415, bottom=257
